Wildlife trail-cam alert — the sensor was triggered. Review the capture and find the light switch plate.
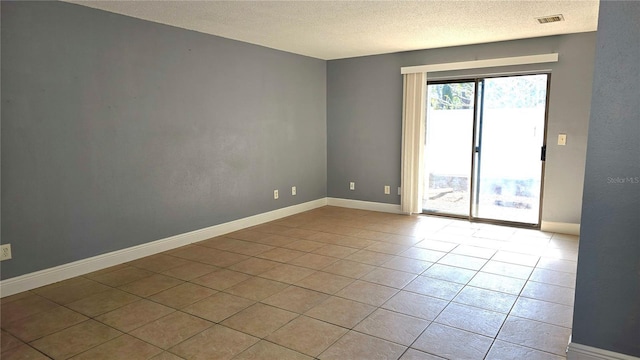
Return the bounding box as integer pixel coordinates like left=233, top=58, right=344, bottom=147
left=558, top=133, right=567, bottom=146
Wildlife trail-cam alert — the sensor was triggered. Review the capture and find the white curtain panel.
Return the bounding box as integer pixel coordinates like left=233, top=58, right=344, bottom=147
left=400, top=72, right=426, bottom=214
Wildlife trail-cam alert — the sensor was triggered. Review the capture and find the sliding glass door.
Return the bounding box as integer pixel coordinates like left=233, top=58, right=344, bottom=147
left=423, top=74, right=549, bottom=226
left=423, top=81, right=475, bottom=216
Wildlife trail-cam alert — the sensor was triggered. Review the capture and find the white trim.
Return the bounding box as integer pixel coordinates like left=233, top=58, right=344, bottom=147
left=0, top=196, right=583, bottom=297
left=567, top=342, right=640, bottom=360
left=541, top=221, right=580, bottom=235
left=0, top=198, right=327, bottom=297
left=427, top=69, right=553, bottom=82
left=327, top=197, right=402, bottom=214
left=401, top=53, right=559, bottom=75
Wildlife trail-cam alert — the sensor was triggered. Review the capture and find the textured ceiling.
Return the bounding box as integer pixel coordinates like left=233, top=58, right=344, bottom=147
left=65, top=1, right=600, bottom=60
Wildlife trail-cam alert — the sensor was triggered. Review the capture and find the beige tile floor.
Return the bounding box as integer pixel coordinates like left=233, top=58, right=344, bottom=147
left=0, top=206, right=578, bottom=359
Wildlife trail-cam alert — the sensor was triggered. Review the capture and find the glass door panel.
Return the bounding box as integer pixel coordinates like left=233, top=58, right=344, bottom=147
left=471, top=74, right=548, bottom=224
left=423, top=82, right=475, bottom=216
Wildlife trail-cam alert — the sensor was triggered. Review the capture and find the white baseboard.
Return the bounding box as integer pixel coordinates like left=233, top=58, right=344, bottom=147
left=5, top=198, right=575, bottom=297
left=327, top=197, right=402, bottom=214
left=541, top=221, right=580, bottom=235
left=567, top=342, right=640, bottom=360
left=0, top=198, right=327, bottom=297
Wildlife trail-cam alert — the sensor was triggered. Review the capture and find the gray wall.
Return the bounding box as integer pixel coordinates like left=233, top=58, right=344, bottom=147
left=327, top=33, right=596, bottom=225
left=572, top=1, right=640, bottom=356
left=1, top=1, right=327, bottom=279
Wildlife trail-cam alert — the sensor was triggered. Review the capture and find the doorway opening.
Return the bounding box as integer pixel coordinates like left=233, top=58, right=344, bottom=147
left=422, top=73, right=550, bottom=227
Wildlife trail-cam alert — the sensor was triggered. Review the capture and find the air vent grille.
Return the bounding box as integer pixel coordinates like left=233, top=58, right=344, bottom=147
left=536, top=14, right=565, bottom=24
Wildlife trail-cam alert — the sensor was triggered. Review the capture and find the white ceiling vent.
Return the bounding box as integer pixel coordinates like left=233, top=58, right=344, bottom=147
left=536, top=14, right=565, bottom=24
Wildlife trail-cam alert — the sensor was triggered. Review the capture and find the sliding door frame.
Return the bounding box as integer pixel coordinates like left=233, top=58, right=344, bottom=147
left=423, top=72, right=552, bottom=229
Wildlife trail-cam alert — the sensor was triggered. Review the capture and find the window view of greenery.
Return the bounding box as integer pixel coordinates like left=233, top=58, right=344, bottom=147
left=429, top=76, right=547, bottom=110
left=429, top=82, right=474, bottom=110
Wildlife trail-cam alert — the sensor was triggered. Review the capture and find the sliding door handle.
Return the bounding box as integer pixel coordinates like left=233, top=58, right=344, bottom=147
left=541, top=145, right=546, bottom=161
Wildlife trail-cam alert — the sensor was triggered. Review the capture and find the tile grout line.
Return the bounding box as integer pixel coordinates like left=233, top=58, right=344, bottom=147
left=2, top=208, right=578, bottom=360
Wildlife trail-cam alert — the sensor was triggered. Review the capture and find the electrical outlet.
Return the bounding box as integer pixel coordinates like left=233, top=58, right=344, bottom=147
left=384, top=185, right=390, bottom=194
left=291, top=186, right=297, bottom=196
left=274, top=190, right=279, bottom=200
left=349, top=182, right=355, bottom=190
left=0, top=244, right=12, bottom=261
